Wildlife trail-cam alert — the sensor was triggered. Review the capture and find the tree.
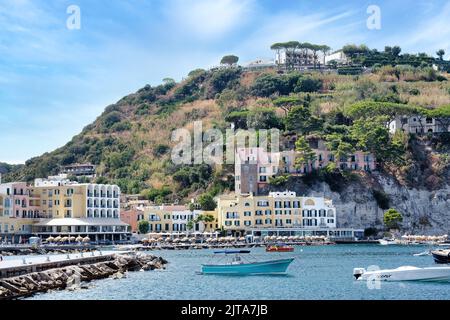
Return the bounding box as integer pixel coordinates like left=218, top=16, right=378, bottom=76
left=246, top=108, right=282, bottom=130
left=320, top=45, right=331, bottom=67
left=273, top=96, right=304, bottom=115
left=284, top=106, right=321, bottom=134
left=138, top=220, right=150, bottom=234
left=391, top=46, right=401, bottom=57
left=383, top=208, right=403, bottom=229
left=294, top=136, right=316, bottom=172
left=436, top=49, right=445, bottom=61
left=198, top=193, right=217, bottom=210
left=186, top=220, right=194, bottom=232
left=220, top=55, right=239, bottom=67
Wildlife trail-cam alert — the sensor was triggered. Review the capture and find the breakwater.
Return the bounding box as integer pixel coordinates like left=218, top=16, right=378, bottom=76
left=0, top=253, right=167, bottom=300
left=0, top=245, right=96, bottom=256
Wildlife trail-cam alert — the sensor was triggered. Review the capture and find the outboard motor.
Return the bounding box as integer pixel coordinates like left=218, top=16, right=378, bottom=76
left=353, top=268, right=366, bottom=280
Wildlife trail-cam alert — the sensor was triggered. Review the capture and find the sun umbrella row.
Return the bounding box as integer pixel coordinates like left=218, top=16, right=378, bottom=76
left=46, top=236, right=91, bottom=243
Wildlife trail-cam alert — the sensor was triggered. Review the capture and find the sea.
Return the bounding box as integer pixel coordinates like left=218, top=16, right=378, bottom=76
left=24, top=244, right=450, bottom=300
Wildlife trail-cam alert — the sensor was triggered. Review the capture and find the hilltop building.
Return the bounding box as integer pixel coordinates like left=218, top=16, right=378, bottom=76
left=389, top=116, right=450, bottom=134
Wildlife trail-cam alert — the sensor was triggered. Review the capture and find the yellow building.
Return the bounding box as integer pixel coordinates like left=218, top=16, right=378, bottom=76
left=0, top=175, right=129, bottom=243
left=217, top=191, right=337, bottom=236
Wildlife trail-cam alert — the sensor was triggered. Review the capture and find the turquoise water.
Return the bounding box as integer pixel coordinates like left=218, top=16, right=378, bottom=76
left=27, top=244, right=450, bottom=300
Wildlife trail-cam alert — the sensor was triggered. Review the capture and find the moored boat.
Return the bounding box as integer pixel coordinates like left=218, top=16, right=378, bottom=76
left=353, top=266, right=450, bottom=282
left=200, top=250, right=294, bottom=275
left=266, top=244, right=294, bottom=252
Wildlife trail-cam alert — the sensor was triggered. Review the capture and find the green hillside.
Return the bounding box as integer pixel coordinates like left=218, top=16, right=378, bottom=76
left=4, top=62, right=450, bottom=204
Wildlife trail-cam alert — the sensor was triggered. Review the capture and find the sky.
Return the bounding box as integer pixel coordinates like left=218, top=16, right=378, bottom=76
left=1, top=0, right=450, bottom=164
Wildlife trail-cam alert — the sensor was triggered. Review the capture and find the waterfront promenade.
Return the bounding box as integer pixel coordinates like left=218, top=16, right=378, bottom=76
left=0, top=251, right=118, bottom=278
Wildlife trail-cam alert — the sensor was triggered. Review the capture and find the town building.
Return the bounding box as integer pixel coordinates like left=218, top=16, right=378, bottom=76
left=235, top=141, right=376, bottom=195
left=0, top=176, right=130, bottom=243
left=120, top=208, right=145, bottom=233
left=142, top=205, right=218, bottom=234
left=60, top=163, right=96, bottom=178
left=324, top=50, right=349, bottom=65
left=217, top=191, right=362, bottom=240
left=389, top=116, right=450, bottom=134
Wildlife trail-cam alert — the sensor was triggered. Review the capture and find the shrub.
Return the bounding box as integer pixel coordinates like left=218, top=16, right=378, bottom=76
left=138, top=220, right=150, bottom=234
left=295, top=77, right=322, bottom=93
left=383, top=208, right=403, bottom=229
left=409, top=88, right=420, bottom=95
left=102, top=111, right=122, bottom=128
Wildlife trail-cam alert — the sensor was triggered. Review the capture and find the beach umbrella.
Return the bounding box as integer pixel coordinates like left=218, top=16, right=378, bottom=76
left=54, top=236, right=62, bottom=242
left=142, top=238, right=149, bottom=243
left=239, top=237, right=245, bottom=241
left=60, top=237, right=68, bottom=242
left=69, top=236, right=76, bottom=242
left=82, top=236, right=90, bottom=243
left=47, top=236, right=55, bottom=242
left=75, top=236, right=83, bottom=242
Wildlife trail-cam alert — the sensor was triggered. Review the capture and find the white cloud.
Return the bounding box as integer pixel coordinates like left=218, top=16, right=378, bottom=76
left=164, top=0, right=254, bottom=39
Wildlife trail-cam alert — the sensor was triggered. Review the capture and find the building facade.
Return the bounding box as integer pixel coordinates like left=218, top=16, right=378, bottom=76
left=0, top=176, right=129, bottom=243
left=217, top=191, right=337, bottom=236
left=389, top=116, right=450, bottom=134
left=143, top=205, right=218, bottom=234
left=60, top=163, right=96, bottom=177
left=235, top=142, right=376, bottom=195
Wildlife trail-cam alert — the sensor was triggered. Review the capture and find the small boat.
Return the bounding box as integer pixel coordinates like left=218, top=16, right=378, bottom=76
left=353, top=266, right=450, bottom=282
left=378, top=239, right=396, bottom=246
left=266, top=243, right=294, bottom=252
left=413, top=250, right=431, bottom=257
left=200, top=250, right=294, bottom=275
left=431, top=249, right=450, bottom=264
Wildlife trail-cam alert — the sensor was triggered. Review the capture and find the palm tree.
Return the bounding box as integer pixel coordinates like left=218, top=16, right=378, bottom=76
left=320, top=45, right=331, bottom=68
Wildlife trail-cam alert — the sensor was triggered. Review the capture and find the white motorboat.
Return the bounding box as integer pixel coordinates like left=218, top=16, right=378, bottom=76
left=378, top=239, right=396, bottom=245
left=353, top=266, right=450, bottom=282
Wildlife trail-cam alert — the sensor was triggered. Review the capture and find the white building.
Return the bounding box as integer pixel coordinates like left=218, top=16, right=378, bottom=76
left=325, top=50, right=349, bottom=65
left=389, top=116, right=450, bottom=134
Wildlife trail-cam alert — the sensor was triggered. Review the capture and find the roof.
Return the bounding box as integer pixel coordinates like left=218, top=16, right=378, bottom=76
left=34, top=218, right=129, bottom=227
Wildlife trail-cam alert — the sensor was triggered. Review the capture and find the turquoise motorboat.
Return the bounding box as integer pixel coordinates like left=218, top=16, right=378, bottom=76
left=200, top=250, right=294, bottom=275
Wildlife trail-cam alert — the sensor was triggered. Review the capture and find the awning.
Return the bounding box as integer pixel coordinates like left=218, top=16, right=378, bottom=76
left=34, top=218, right=129, bottom=227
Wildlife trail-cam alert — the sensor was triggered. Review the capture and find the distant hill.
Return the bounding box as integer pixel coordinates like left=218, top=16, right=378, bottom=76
left=4, top=64, right=450, bottom=205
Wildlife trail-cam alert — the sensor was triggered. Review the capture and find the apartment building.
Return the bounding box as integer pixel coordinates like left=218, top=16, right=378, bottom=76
left=60, top=163, right=96, bottom=177
left=0, top=175, right=129, bottom=243
left=235, top=141, right=376, bottom=195
left=217, top=191, right=337, bottom=237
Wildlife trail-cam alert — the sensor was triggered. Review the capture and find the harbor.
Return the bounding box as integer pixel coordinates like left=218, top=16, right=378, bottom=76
left=20, top=244, right=450, bottom=300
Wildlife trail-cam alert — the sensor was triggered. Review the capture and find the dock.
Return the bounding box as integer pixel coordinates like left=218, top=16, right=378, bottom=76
left=0, top=251, right=121, bottom=279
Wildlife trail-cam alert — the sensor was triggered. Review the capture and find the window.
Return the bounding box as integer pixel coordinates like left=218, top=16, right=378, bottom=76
left=265, top=210, right=271, bottom=215
left=244, top=221, right=252, bottom=226
left=244, top=211, right=252, bottom=217
left=234, top=221, right=240, bottom=226
left=259, top=176, right=267, bottom=182
left=255, top=210, right=263, bottom=216
left=259, top=167, right=266, bottom=173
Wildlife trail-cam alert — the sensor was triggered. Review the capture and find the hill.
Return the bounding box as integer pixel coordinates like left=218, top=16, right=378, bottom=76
left=3, top=64, right=450, bottom=209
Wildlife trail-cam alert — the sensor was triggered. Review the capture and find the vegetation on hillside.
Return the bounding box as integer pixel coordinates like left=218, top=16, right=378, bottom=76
left=3, top=44, right=450, bottom=205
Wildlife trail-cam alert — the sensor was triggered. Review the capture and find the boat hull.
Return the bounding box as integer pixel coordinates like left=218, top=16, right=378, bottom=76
left=201, top=258, right=294, bottom=275
left=266, top=246, right=294, bottom=252
left=355, top=266, right=450, bottom=282
left=431, top=250, right=450, bottom=264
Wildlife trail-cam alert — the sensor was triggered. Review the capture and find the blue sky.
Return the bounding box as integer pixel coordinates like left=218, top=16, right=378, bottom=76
left=1, top=0, right=450, bottom=164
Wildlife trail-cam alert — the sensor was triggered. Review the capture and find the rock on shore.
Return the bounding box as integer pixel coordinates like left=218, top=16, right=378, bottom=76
left=0, top=253, right=167, bottom=300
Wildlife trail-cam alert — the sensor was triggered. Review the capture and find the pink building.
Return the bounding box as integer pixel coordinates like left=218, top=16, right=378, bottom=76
left=0, top=182, right=41, bottom=219
left=235, top=140, right=376, bottom=195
